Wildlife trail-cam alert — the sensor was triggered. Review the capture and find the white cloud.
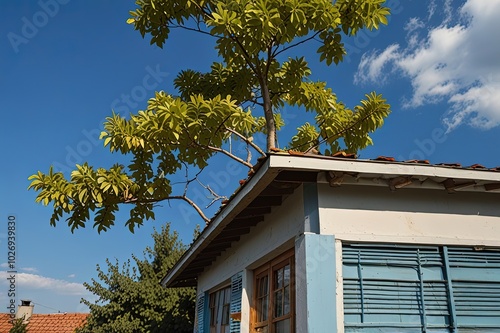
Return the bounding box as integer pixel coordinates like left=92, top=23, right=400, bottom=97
left=68, top=274, right=76, bottom=278
left=355, top=0, right=500, bottom=130
left=404, top=17, right=425, bottom=33
left=21, top=267, right=38, bottom=273
left=428, top=0, right=437, bottom=20
left=0, top=271, right=86, bottom=296
left=354, top=44, right=400, bottom=85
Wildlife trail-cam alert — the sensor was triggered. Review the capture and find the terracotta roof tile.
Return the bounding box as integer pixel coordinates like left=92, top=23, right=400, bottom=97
left=0, top=314, right=13, bottom=332
left=468, top=163, right=486, bottom=169
left=404, top=159, right=430, bottom=164
left=435, top=162, right=462, bottom=168
left=0, top=313, right=88, bottom=333
left=374, top=156, right=396, bottom=162
left=331, top=151, right=357, bottom=159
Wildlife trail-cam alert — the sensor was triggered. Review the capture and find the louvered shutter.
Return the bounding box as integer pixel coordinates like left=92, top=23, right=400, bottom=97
left=447, top=247, right=500, bottom=332
left=195, top=293, right=205, bottom=333
left=343, top=244, right=450, bottom=332
left=230, top=271, right=243, bottom=333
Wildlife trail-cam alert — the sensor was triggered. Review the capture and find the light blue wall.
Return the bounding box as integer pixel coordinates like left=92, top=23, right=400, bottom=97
left=295, top=233, right=337, bottom=333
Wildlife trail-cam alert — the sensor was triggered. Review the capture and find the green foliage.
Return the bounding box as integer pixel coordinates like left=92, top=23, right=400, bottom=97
left=9, top=318, right=28, bottom=333
left=76, top=223, right=195, bottom=333
left=29, top=0, right=392, bottom=232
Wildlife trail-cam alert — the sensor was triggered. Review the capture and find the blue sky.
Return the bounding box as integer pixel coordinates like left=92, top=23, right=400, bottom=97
left=1, top=0, right=500, bottom=314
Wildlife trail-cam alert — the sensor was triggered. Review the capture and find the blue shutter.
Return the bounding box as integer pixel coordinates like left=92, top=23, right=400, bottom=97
left=342, top=244, right=450, bottom=332
left=230, top=271, right=243, bottom=333
left=447, top=247, right=500, bottom=331
left=343, top=244, right=500, bottom=333
left=195, top=293, right=205, bottom=333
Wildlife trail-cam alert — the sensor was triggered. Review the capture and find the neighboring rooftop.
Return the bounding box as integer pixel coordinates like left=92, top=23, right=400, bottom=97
left=0, top=313, right=88, bottom=333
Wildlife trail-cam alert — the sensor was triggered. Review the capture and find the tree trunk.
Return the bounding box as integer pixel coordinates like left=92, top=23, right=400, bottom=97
left=259, top=79, right=275, bottom=151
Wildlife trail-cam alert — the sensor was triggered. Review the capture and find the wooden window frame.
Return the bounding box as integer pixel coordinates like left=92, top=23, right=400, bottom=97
left=209, top=285, right=231, bottom=333
left=252, top=249, right=295, bottom=333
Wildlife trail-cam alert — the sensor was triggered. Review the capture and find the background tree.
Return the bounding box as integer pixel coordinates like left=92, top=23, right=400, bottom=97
left=8, top=318, right=28, bottom=333
left=77, top=223, right=195, bottom=333
left=29, top=0, right=391, bottom=232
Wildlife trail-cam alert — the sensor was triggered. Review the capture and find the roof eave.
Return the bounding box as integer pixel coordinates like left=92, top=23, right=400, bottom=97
left=161, top=155, right=280, bottom=287
left=161, top=154, right=500, bottom=287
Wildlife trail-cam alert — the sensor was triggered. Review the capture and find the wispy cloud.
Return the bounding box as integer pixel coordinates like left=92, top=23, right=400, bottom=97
left=355, top=0, right=500, bottom=130
left=404, top=17, right=425, bottom=34
left=0, top=271, right=86, bottom=296
left=21, top=267, right=38, bottom=273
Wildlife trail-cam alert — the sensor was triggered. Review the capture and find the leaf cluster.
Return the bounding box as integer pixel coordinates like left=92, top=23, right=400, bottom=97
left=289, top=91, right=390, bottom=153
left=28, top=93, right=265, bottom=232
left=9, top=318, right=28, bottom=333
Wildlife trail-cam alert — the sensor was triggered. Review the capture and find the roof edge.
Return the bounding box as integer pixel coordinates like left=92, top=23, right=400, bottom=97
left=161, top=155, right=279, bottom=287
left=161, top=154, right=500, bottom=287
left=268, top=154, right=500, bottom=182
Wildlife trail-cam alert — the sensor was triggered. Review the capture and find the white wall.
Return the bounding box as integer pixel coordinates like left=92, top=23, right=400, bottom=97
left=197, top=186, right=305, bottom=331
left=318, top=183, right=500, bottom=246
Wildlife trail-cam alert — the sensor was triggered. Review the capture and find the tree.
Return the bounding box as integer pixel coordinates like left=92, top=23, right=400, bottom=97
left=9, top=318, right=28, bottom=333
left=28, top=0, right=391, bottom=232
left=77, top=223, right=196, bottom=333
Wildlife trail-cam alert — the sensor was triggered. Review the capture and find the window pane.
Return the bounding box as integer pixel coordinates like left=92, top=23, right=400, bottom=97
left=274, top=290, right=283, bottom=318
left=284, top=286, right=290, bottom=315
left=275, top=267, right=283, bottom=289
left=259, top=294, right=268, bottom=321
left=274, top=319, right=291, bottom=333
left=222, top=304, right=230, bottom=325
left=257, top=275, right=269, bottom=322
left=259, top=275, right=269, bottom=296
left=284, top=265, right=290, bottom=286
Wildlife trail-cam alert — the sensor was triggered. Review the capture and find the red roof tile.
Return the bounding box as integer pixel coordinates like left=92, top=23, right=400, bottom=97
left=0, top=313, right=88, bottom=333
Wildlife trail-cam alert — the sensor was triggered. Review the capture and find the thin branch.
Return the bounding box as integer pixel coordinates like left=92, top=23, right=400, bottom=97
left=246, top=143, right=252, bottom=164
left=207, top=144, right=254, bottom=169
left=196, top=178, right=228, bottom=209
left=170, top=24, right=221, bottom=38
left=225, top=127, right=266, bottom=157
left=273, top=30, right=323, bottom=58
left=124, top=196, right=210, bottom=224
left=231, top=35, right=259, bottom=76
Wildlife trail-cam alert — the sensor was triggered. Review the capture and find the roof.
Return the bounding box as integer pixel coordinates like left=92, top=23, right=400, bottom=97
left=0, top=313, right=88, bottom=333
left=162, top=153, right=500, bottom=288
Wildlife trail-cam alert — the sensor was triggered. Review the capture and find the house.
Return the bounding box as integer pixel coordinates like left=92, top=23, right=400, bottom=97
left=0, top=300, right=88, bottom=333
left=162, top=153, right=500, bottom=333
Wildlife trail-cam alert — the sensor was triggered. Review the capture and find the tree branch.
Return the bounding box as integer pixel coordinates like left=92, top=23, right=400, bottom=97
left=303, top=106, right=383, bottom=153
left=170, top=24, right=221, bottom=38
left=206, top=144, right=254, bottom=169
left=124, top=196, right=210, bottom=224
left=225, top=127, right=266, bottom=157
left=273, top=30, right=323, bottom=58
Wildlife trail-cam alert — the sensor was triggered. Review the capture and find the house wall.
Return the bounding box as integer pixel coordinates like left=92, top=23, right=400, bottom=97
left=197, top=186, right=305, bottom=331
left=318, top=183, right=500, bottom=246
left=317, top=183, right=500, bottom=333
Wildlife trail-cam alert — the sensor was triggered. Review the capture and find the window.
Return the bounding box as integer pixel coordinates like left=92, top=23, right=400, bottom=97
left=209, top=286, right=231, bottom=333
left=252, top=250, right=295, bottom=333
